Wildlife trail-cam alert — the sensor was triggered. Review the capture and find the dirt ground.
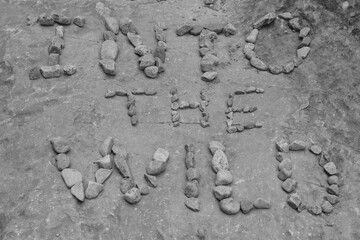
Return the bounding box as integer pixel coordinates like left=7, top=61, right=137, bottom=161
left=0, top=0, right=360, bottom=239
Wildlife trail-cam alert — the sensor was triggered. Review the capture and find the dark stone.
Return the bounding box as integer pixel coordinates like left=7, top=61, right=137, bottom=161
left=184, top=180, right=199, bottom=198
left=73, top=16, right=85, bottom=27
left=176, top=24, right=193, bottom=36
left=52, top=13, right=72, bottom=25
left=186, top=168, right=200, bottom=182
left=253, top=12, right=276, bottom=29
left=287, top=193, right=301, bottom=210
left=154, top=46, right=166, bottom=63
left=281, top=178, right=297, bottom=193
left=48, top=36, right=64, bottom=55
left=48, top=53, right=60, bottom=66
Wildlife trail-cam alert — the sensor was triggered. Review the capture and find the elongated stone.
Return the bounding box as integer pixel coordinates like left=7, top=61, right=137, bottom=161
left=40, top=65, right=61, bottom=78
left=105, top=17, right=119, bottom=34
left=100, top=40, right=118, bottom=60
left=253, top=12, right=276, bottom=29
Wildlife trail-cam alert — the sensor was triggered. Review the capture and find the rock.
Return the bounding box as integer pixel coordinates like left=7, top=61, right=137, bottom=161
left=240, top=199, right=254, bottom=214
left=321, top=201, right=333, bottom=213
left=323, top=162, right=337, bottom=175
left=103, top=31, right=116, bottom=42
left=289, top=140, right=306, bottom=151
left=223, top=23, right=236, bottom=37
left=128, top=105, right=136, bottom=117
left=283, top=62, right=294, bottom=74
left=63, top=65, right=77, bottom=76
left=254, top=198, right=271, bottom=209
left=310, top=145, right=322, bottom=155
left=131, top=88, right=145, bottom=95
left=308, top=205, right=322, bottom=215
left=327, top=184, right=339, bottom=196
left=246, top=29, right=259, bottom=43
left=114, top=154, right=132, bottom=178
left=127, top=32, right=142, bottom=47
left=171, top=102, right=179, bottom=111
left=201, top=71, right=218, bottom=82
left=209, top=141, right=225, bottom=155
left=137, top=181, right=149, bottom=195
left=157, top=41, right=167, bottom=51
left=199, top=47, right=217, bottom=57
left=154, top=57, right=165, bottom=73
left=154, top=25, right=166, bottom=42
left=328, top=175, right=339, bottom=185
left=269, top=64, right=283, bottom=74
left=185, top=197, right=200, bottom=212
left=55, top=154, right=71, bottom=171
left=100, top=40, right=118, bottom=60
left=115, top=88, right=128, bottom=96
left=213, top=186, right=232, bottom=200
left=73, top=16, right=85, bottom=27
left=276, top=139, right=289, bottom=152
left=50, top=137, right=71, bottom=153
left=47, top=35, right=64, bottom=53
left=139, top=54, right=155, bottom=69
left=204, top=23, right=224, bottom=34
left=189, top=102, right=200, bottom=109
left=99, top=59, right=116, bottom=76
left=199, top=29, right=218, bottom=49
left=297, top=203, right=307, bottom=212
left=237, top=125, right=244, bottom=132
left=278, top=12, right=293, bottom=20
left=245, top=86, right=256, bottom=93
left=281, top=178, right=297, bottom=193
left=176, top=24, right=193, bottom=36
left=298, top=37, right=312, bottom=48
left=278, top=168, right=292, bottom=181
left=278, top=158, right=293, bottom=171
left=287, top=193, right=301, bottom=210
left=39, top=13, right=54, bottom=26
left=71, top=182, right=85, bottom=202
left=55, top=26, right=64, bottom=38
left=119, top=17, right=138, bottom=35
left=179, top=101, right=189, bottom=109
left=253, top=12, right=277, bottom=29
left=124, top=187, right=141, bottom=204
left=215, top=170, right=233, bottom=186
left=200, top=54, right=219, bottom=72
left=219, top=198, right=240, bottom=215
left=144, top=88, right=157, bottom=95
left=144, top=66, right=159, bottom=78
left=120, top=177, right=136, bottom=194
left=293, top=57, right=304, bottom=68
left=27, top=15, right=38, bottom=26
left=185, top=152, right=195, bottom=169
left=40, top=65, right=61, bottom=78
left=289, top=18, right=301, bottom=31
left=144, top=174, right=157, bottom=188
left=184, top=180, right=199, bottom=198
left=299, top=27, right=310, bottom=38
left=48, top=53, right=60, bottom=66
left=112, top=144, right=128, bottom=158
left=104, top=17, right=119, bottom=34
left=95, top=168, right=112, bottom=184
left=29, top=66, right=41, bottom=80
left=99, top=137, right=114, bottom=157
left=250, top=57, right=268, bottom=71
left=146, top=160, right=166, bottom=175
left=204, top=0, right=215, bottom=4
left=190, top=24, right=204, bottom=36
left=185, top=168, right=199, bottom=182
left=212, top=150, right=229, bottom=173
left=243, top=43, right=256, bottom=59
left=319, top=152, right=331, bottom=167
left=244, top=123, right=256, bottom=129
left=324, top=195, right=339, bottom=205
left=61, top=169, right=82, bottom=188
left=297, top=47, right=311, bottom=59
left=154, top=46, right=166, bottom=63
left=52, top=13, right=72, bottom=25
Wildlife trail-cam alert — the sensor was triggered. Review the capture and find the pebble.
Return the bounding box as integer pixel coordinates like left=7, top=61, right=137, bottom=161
left=146, top=160, right=166, bottom=175
left=153, top=148, right=169, bottom=163
left=154, top=26, right=166, bottom=42
left=29, top=66, right=41, bottom=80
left=104, top=17, right=119, bottom=34
left=127, top=105, right=137, bottom=117
left=289, top=140, right=306, bottom=151
left=73, top=16, right=85, bottom=27
left=253, top=12, right=277, bottom=29
left=278, top=12, right=293, bottom=20
left=278, top=158, right=293, bottom=171
left=310, top=145, right=322, bottom=155
left=235, top=89, right=246, bottom=95
left=281, top=178, right=297, bottom=193
left=298, top=37, right=312, bottom=48
left=63, top=65, right=77, bottom=75
left=323, top=162, right=337, bottom=175
left=185, top=197, right=200, bottom=212
left=213, top=186, right=232, bottom=201
left=215, top=170, right=233, bottom=186
left=185, top=152, right=195, bottom=169
left=227, top=126, right=238, bottom=134
left=289, top=18, right=301, bottom=31
left=139, top=54, right=155, bottom=69
left=297, top=47, right=311, bottom=59
left=204, top=23, right=224, bottom=34
left=40, top=65, right=61, bottom=78
left=201, top=54, right=219, bottom=72
left=114, top=154, right=131, bottom=178
left=154, top=57, right=165, bottom=73
left=172, top=114, right=180, bottom=122
left=186, top=168, right=200, bottom=182
left=179, top=101, right=190, bottom=109
left=297, top=203, right=307, bottom=212
left=240, top=199, right=254, bottom=214
left=171, top=94, right=179, bottom=103
left=119, top=17, right=137, bottom=35
left=185, top=144, right=195, bottom=154
left=219, top=198, right=240, bottom=215
left=299, top=27, right=310, bottom=38
left=49, top=34, right=65, bottom=51
left=324, top=195, right=339, bottom=205
left=52, top=14, right=72, bottom=25
left=246, top=29, right=259, bottom=43
left=321, top=200, right=333, bottom=213
left=157, top=41, right=167, bottom=50
left=319, top=152, right=331, bottom=167
left=137, top=181, right=149, bottom=195
left=190, top=24, right=204, bottom=36
left=199, top=29, right=218, bottom=49
left=287, top=193, right=301, bottom=210
left=243, top=43, right=256, bottom=60
left=283, top=62, right=295, bottom=74
left=99, top=137, right=114, bottom=157
left=278, top=168, right=292, bottom=181
left=327, top=184, right=339, bottom=196
left=293, top=57, right=304, bottom=68
left=55, top=154, right=71, bottom=171
left=250, top=57, right=268, bottom=71
left=71, top=182, right=85, bottom=202
left=276, top=139, right=289, bottom=152
left=211, top=150, right=229, bottom=173
left=120, top=177, right=136, bottom=194
left=223, top=23, right=237, bottom=37
left=171, top=102, right=179, bottom=110
left=131, top=88, right=145, bottom=95
left=100, top=40, right=119, bottom=61
left=55, top=26, right=64, bottom=38
left=269, top=64, right=283, bottom=74
left=127, top=33, right=142, bottom=47
left=61, top=169, right=82, bottom=188
left=244, top=123, right=256, bottom=129
left=209, top=141, right=225, bottom=155
left=176, top=24, right=193, bottom=36
left=153, top=46, right=166, bottom=63
left=144, top=174, right=157, bottom=188
left=245, top=86, right=256, bottom=93
left=144, top=88, right=157, bottom=95
left=256, top=88, right=265, bottom=93
left=39, top=13, right=54, bottom=26
left=50, top=137, right=71, bottom=153
left=237, top=125, right=245, bottom=132
left=201, top=71, right=218, bottom=82
left=204, top=0, right=215, bottom=4
left=134, top=45, right=151, bottom=56
left=95, top=168, right=112, bottom=184
left=200, top=119, right=210, bottom=128
left=99, top=59, right=116, bottom=75
left=124, top=187, right=141, bottom=204
left=308, top=205, right=322, bottom=215
left=254, top=198, right=271, bottom=209
left=255, top=122, right=263, bottom=128
left=184, top=180, right=199, bottom=198
left=199, top=47, right=217, bottom=57
left=328, top=175, right=339, bottom=185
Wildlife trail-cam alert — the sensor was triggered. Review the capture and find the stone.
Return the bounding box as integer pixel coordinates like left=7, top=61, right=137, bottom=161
left=154, top=57, right=165, bottom=73
left=201, top=71, right=218, bottom=82
left=179, top=101, right=190, bottom=109
left=219, top=198, right=240, bottom=215
left=120, top=177, right=136, bottom=194
left=99, top=137, right=114, bottom=157
left=146, top=160, right=166, bottom=175
left=212, top=150, right=229, bottom=173
left=293, top=57, right=304, bottom=68
left=237, top=125, right=244, bottom=132
left=276, top=139, right=289, bottom=152
left=112, top=144, right=128, bottom=158
left=55, top=26, right=64, bottom=38
left=204, top=0, right=215, bottom=4
left=254, top=198, right=271, bottom=209
left=244, top=123, right=256, bottom=129
left=328, top=175, right=339, bottom=185
left=48, top=53, right=60, bottom=66
left=324, top=162, right=337, bottom=175
left=100, top=40, right=118, bottom=60
left=213, top=186, right=232, bottom=200
left=223, top=23, right=236, bottom=37
left=131, top=88, right=145, bottom=95
left=215, top=170, right=233, bottom=186
left=287, top=193, right=301, bottom=210
left=115, top=88, right=128, bottom=96
left=200, top=54, right=219, bottom=72
left=71, top=182, right=85, bottom=202
left=308, top=205, right=322, bottom=215
left=298, top=37, right=312, bottom=48
left=289, top=18, right=301, bottom=31
left=185, top=152, right=195, bottom=169
left=185, top=197, right=200, bottom=212
left=186, top=168, right=200, bottom=182
left=253, top=12, right=277, bottom=29
left=310, top=145, right=322, bottom=155
left=172, top=114, right=180, bottom=123
left=245, top=86, right=256, bottom=93
left=39, top=13, right=54, bottom=26
left=114, top=154, right=132, bottom=178
left=40, top=65, right=61, bottom=78
left=281, top=178, right=297, bottom=193
left=297, top=47, right=311, bottom=59
left=144, top=66, right=159, bottom=78
left=243, top=43, right=256, bottom=59
left=246, top=29, right=259, bottom=43
left=269, top=64, right=283, bottom=74
left=299, top=27, right=310, bottom=38
left=52, top=13, right=72, bottom=25
left=199, top=47, right=217, bottom=57
left=29, top=66, right=41, bottom=80
left=55, top=154, right=71, bottom=171
left=240, top=199, right=254, bottom=214
left=200, top=120, right=210, bottom=128
left=321, top=201, right=333, bottom=213
left=103, top=31, right=116, bottom=42
left=297, top=203, right=307, bottom=212
left=250, top=57, right=268, bottom=71
left=154, top=46, right=166, bottom=63
left=176, top=24, right=193, bottom=36
left=144, top=174, right=157, bottom=188
left=134, top=45, right=151, bottom=56
left=50, top=137, right=70, bottom=153
left=99, top=59, right=116, bottom=76
left=127, top=32, right=142, bottom=47
left=324, top=195, right=339, bottom=205
left=63, top=65, right=77, bottom=76
left=124, top=187, right=141, bottom=204
left=26, top=15, right=38, bottom=26
left=190, top=24, right=204, bottom=36
left=209, top=141, right=225, bottom=155
left=327, top=184, right=339, bottom=196
left=144, top=88, right=157, bottom=95
left=184, top=180, right=199, bottom=198
left=199, top=29, right=218, bottom=49
left=283, top=62, right=295, bottom=74
left=171, top=102, right=179, bottom=111
left=157, top=41, right=167, bottom=50
left=278, top=168, right=292, bottom=181
left=128, top=105, right=137, bottom=117
left=278, top=12, right=293, bottom=20
left=278, top=158, right=293, bottom=171
left=95, top=168, right=112, bottom=184
left=154, top=26, right=166, bottom=42
left=189, top=102, right=200, bottom=109
left=137, top=181, right=149, bottom=195
left=73, top=16, right=85, bottom=27
left=61, top=169, right=82, bottom=188
left=204, top=23, right=224, bottom=34
left=139, top=54, right=155, bottom=69
left=105, top=17, right=119, bottom=34
left=119, top=17, right=138, bottom=35
left=319, top=152, right=331, bottom=167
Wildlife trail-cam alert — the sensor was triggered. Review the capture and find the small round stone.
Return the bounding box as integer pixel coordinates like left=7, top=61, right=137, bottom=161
left=219, top=198, right=240, bottom=215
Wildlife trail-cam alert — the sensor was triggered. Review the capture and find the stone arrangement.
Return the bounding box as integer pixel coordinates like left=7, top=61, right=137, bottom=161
left=184, top=144, right=201, bottom=212
left=209, top=141, right=271, bottom=215
left=244, top=12, right=311, bottom=74
left=225, top=87, right=264, bottom=134
left=105, top=87, right=157, bottom=126
left=29, top=13, right=83, bottom=80
left=170, top=88, right=210, bottom=128
left=176, top=22, right=236, bottom=82
left=275, top=139, right=340, bottom=214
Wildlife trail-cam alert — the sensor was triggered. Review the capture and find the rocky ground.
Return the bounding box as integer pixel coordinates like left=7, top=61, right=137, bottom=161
left=0, top=0, right=360, bottom=239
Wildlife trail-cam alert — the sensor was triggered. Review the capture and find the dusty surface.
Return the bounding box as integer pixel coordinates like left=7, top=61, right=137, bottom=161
left=0, top=0, right=360, bottom=239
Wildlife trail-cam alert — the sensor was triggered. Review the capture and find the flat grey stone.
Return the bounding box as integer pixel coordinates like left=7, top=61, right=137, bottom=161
left=61, top=169, right=82, bottom=188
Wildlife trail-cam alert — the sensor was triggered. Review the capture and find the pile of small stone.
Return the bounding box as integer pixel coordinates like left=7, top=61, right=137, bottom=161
left=225, top=87, right=264, bottom=134
left=176, top=22, right=236, bottom=82
left=275, top=139, right=339, bottom=214
left=144, top=148, right=169, bottom=191
left=29, top=13, right=83, bottom=80
left=184, top=144, right=201, bottom=212
left=245, top=12, right=312, bottom=74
